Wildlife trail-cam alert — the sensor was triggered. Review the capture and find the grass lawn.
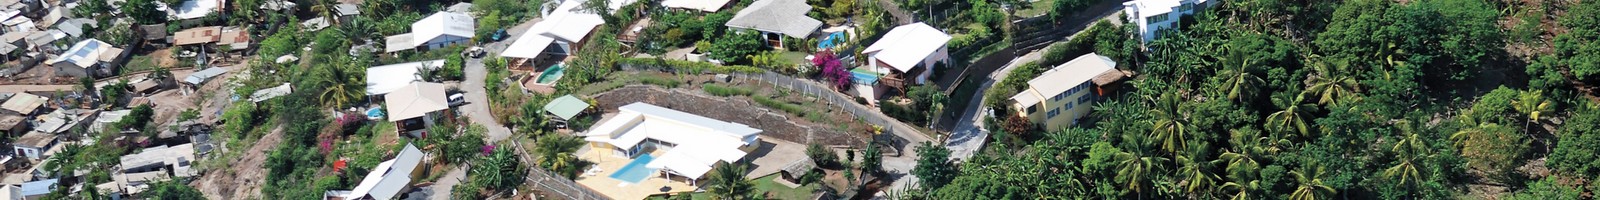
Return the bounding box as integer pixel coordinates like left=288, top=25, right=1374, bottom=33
left=781, top=51, right=811, bottom=65
left=1014, top=0, right=1057, bottom=18
left=644, top=174, right=820, bottom=200
left=753, top=174, right=820, bottom=199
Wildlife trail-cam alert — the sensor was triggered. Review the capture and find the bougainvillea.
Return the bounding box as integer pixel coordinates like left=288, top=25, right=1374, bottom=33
left=813, top=50, right=851, bottom=90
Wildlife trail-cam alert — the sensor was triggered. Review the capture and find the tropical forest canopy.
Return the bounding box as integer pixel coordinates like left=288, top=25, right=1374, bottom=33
left=902, top=0, right=1600, bottom=199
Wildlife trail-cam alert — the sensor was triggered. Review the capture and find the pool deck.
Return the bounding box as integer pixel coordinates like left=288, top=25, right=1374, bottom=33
left=576, top=149, right=699, bottom=200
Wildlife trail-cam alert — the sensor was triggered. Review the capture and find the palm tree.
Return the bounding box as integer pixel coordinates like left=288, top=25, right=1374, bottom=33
left=1220, top=179, right=1262, bottom=200
left=1512, top=90, right=1552, bottom=136
left=309, top=0, right=340, bottom=26
left=1218, top=54, right=1262, bottom=102
left=1302, top=55, right=1360, bottom=106
left=1175, top=154, right=1218, bottom=197
left=1266, top=96, right=1318, bottom=139
left=1386, top=120, right=1427, bottom=188
left=1147, top=93, right=1192, bottom=154
left=706, top=162, right=757, bottom=200
left=1114, top=140, right=1168, bottom=197
left=316, top=65, right=360, bottom=108
left=1288, top=164, right=1336, bottom=200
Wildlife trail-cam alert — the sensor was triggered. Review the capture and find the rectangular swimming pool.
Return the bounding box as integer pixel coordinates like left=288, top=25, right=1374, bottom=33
left=608, top=154, right=656, bottom=183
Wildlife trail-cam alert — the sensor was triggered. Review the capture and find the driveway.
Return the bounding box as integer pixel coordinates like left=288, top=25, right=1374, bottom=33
left=432, top=16, right=542, bottom=200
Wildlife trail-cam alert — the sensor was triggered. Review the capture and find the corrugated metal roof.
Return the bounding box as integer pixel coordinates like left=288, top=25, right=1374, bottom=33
left=0, top=92, right=46, bottom=114
left=543, top=95, right=590, bottom=120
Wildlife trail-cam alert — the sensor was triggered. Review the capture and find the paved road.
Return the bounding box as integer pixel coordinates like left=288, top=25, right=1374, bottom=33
left=942, top=11, right=1125, bottom=162
left=431, top=17, right=542, bottom=200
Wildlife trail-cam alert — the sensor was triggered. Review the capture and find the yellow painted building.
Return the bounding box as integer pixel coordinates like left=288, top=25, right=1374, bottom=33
left=1009, top=53, right=1124, bottom=131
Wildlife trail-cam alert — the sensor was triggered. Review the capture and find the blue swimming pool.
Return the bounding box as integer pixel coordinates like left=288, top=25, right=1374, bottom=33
left=609, top=154, right=656, bottom=183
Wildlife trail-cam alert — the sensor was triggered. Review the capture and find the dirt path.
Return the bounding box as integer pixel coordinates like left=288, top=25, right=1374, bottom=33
left=192, top=125, right=284, bottom=200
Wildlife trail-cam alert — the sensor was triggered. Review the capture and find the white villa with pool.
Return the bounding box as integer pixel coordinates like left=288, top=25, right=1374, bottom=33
left=583, top=102, right=762, bottom=187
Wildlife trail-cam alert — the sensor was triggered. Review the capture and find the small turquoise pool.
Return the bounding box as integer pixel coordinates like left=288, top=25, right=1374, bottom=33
left=609, top=154, right=656, bottom=183
left=535, top=64, right=566, bottom=84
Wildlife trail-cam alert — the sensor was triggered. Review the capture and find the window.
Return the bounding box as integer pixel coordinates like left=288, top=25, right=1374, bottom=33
left=1079, top=91, right=1096, bottom=103
left=1180, top=3, right=1192, bottom=12
left=1047, top=109, right=1060, bottom=119
left=1064, top=101, right=1075, bottom=110
left=1026, top=105, right=1038, bottom=114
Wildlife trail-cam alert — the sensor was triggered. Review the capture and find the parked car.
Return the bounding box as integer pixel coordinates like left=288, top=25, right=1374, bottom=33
left=448, top=93, right=467, bottom=106
left=490, top=29, right=508, bottom=41
left=463, top=47, right=486, bottom=58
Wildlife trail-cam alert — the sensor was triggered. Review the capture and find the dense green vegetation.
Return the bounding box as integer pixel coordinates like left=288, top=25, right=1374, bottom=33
left=902, top=0, right=1600, bottom=199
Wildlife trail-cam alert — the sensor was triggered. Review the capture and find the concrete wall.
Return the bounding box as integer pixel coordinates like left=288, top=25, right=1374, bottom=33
left=52, top=62, right=89, bottom=78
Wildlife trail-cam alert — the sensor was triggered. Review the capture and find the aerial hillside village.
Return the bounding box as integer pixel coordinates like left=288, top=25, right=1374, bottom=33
left=0, top=0, right=1591, bottom=199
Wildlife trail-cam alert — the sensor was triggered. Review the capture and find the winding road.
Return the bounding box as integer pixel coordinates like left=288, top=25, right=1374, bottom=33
left=943, top=8, right=1126, bottom=161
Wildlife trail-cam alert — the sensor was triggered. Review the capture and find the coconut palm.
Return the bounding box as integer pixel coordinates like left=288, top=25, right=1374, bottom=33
left=706, top=162, right=757, bottom=200
left=1302, top=55, right=1361, bottom=106
left=1266, top=96, right=1319, bottom=138
left=1218, top=54, right=1262, bottom=102
left=1220, top=179, right=1262, bottom=200
left=1114, top=141, right=1168, bottom=197
left=316, top=65, right=361, bottom=108
left=1512, top=90, right=1553, bottom=135
left=1147, top=93, right=1192, bottom=154
left=1175, top=154, right=1219, bottom=196
left=1288, top=165, right=1336, bottom=200
left=1386, top=120, right=1427, bottom=188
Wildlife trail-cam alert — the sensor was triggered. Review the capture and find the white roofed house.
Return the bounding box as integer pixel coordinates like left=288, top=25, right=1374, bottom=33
left=855, top=22, right=952, bottom=102
left=1123, top=0, right=1211, bottom=43
left=385, top=12, right=475, bottom=53
left=47, top=39, right=128, bottom=78
left=324, top=143, right=426, bottom=200
left=383, top=82, right=452, bottom=138
left=364, top=60, right=444, bottom=96
left=114, top=143, right=199, bottom=193
left=582, top=103, right=762, bottom=187
left=1007, top=53, right=1127, bottom=130
left=724, top=0, right=823, bottom=48
left=661, top=0, right=734, bottom=12
left=500, top=0, right=605, bottom=72
left=165, top=0, right=225, bottom=26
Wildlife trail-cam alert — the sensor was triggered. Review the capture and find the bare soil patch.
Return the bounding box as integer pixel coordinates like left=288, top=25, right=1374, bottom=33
left=192, top=125, right=283, bottom=199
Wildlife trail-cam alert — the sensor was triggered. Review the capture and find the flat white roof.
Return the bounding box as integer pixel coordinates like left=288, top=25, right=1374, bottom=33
left=248, top=83, right=292, bottom=103
left=365, top=60, right=444, bottom=95
left=1014, top=53, right=1116, bottom=107
left=661, top=0, right=733, bottom=12
left=168, top=0, right=222, bottom=20
left=1125, top=0, right=1192, bottom=18
left=118, top=143, right=195, bottom=172
left=863, top=23, right=951, bottom=72
left=583, top=103, right=761, bottom=179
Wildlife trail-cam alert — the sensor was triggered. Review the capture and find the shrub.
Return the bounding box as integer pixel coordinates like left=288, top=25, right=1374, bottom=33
left=806, top=143, right=839, bottom=167
left=754, top=96, right=808, bottom=118
left=702, top=84, right=754, bottom=97
left=639, top=76, right=681, bottom=88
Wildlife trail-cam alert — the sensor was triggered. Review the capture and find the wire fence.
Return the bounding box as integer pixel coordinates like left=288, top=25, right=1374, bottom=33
left=511, top=140, right=610, bottom=200
left=736, top=71, right=919, bottom=154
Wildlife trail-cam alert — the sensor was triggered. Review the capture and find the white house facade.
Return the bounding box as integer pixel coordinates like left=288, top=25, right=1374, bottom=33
left=1123, top=0, right=1211, bottom=43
